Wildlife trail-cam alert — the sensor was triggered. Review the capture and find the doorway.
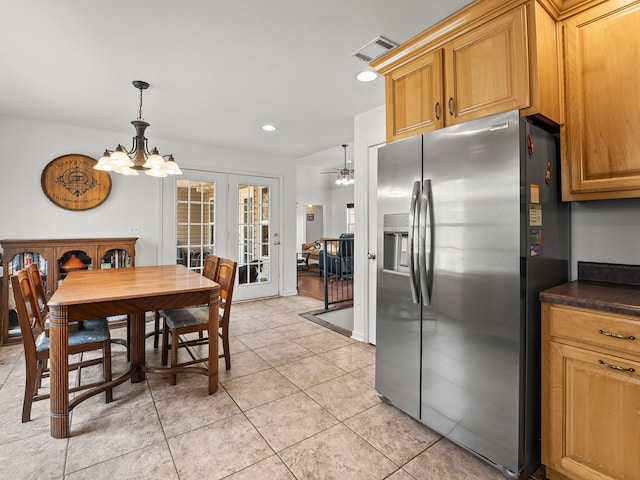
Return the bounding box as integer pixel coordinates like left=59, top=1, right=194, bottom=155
left=304, top=204, right=323, bottom=242
left=162, top=171, right=280, bottom=301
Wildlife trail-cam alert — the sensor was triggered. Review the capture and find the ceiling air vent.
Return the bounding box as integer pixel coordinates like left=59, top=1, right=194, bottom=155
left=351, top=36, right=398, bottom=62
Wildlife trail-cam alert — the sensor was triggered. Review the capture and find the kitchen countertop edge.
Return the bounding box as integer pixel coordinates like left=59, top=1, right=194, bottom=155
left=540, top=281, right=640, bottom=318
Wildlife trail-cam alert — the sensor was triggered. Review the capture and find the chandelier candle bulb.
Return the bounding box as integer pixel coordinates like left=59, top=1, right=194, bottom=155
left=95, top=80, right=182, bottom=177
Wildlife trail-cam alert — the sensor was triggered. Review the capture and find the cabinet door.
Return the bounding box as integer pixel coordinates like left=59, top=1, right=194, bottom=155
left=444, top=5, right=529, bottom=125
left=386, top=49, right=443, bottom=143
left=1, top=247, right=53, bottom=344
left=545, top=342, right=640, bottom=480
left=562, top=0, right=640, bottom=200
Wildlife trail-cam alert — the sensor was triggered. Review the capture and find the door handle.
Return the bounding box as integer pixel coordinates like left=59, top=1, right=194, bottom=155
left=448, top=97, right=454, bottom=116
left=273, top=241, right=280, bottom=246
left=408, top=181, right=421, bottom=304
left=367, top=253, right=376, bottom=260
left=418, top=179, right=433, bottom=305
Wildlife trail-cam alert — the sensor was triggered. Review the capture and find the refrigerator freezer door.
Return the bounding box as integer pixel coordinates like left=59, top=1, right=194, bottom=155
left=376, top=135, right=422, bottom=418
left=420, top=110, right=523, bottom=473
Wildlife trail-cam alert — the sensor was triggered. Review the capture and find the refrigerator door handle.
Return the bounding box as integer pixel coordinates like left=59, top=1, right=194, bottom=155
left=419, top=179, right=434, bottom=305
left=408, top=180, right=421, bottom=304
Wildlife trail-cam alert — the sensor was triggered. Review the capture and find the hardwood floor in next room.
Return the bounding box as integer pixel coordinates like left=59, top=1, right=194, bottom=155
left=296, top=265, right=353, bottom=309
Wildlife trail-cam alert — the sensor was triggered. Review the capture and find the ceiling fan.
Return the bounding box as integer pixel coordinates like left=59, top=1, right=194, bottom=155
left=321, top=144, right=355, bottom=185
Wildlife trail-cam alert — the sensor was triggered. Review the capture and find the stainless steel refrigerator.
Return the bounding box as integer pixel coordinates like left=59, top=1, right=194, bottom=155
left=375, top=110, right=570, bottom=478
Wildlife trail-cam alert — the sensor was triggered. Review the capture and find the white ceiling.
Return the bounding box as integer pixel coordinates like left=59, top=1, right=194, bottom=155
left=1, top=0, right=473, bottom=167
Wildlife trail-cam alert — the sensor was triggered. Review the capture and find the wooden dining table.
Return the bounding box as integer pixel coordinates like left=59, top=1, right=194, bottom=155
left=47, top=264, right=220, bottom=438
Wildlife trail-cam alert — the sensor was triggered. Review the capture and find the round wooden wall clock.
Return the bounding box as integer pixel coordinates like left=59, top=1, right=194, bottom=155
left=41, top=154, right=112, bottom=211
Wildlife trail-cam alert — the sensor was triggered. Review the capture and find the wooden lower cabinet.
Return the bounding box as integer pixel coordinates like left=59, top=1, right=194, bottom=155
left=542, top=303, right=640, bottom=480
left=0, top=237, right=137, bottom=345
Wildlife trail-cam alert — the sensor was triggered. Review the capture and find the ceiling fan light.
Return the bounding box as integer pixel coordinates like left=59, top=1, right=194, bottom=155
left=336, top=144, right=354, bottom=186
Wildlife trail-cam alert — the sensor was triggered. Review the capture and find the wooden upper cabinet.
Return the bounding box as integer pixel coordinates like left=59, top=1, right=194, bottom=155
left=386, top=50, right=443, bottom=141
left=561, top=0, right=640, bottom=200
left=444, top=6, right=530, bottom=125
left=372, top=0, right=563, bottom=144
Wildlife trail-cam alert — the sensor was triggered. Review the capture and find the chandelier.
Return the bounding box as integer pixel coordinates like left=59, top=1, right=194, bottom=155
left=335, top=144, right=354, bottom=185
left=94, top=80, right=182, bottom=177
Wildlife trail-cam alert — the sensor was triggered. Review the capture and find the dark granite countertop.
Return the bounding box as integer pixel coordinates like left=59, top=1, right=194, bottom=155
left=540, top=281, right=640, bottom=317
left=540, top=261, right=640, bottom=317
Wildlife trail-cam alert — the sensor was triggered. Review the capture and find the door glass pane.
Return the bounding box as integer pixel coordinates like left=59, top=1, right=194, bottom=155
left=238, top=183, right=270, bottom=285
left=176, top=180, right=216, bottom=273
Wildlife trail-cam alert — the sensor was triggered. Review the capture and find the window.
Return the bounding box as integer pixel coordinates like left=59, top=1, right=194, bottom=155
left=346, top=203, right=355, bottom=234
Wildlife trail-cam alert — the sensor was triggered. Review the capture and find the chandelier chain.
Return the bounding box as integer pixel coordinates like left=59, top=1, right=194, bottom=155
left=138, top=87, right=144, bottom=121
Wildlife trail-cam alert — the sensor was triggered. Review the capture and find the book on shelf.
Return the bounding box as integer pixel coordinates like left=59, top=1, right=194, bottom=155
left=106, top=249, right=131, bottom=269
left=8, top=252, right=48, bottom=276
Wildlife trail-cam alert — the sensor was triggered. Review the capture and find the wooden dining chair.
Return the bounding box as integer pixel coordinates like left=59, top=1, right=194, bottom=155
left=202, top=254, right=221, bottom=282
left=25, top=263, right=48, bottom=324
left=25, top=262, right=125, bottom=354
left=12, top=268, right=113, bottom=422
left=149, top=254, right=221, bottom=349
left=159, top=257, right=237, bottom=385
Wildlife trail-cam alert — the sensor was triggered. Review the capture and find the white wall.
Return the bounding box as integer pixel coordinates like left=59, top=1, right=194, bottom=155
left=570, top=198, right=640, bottom=277
left=0, top=115, right=298, bottom=296
left=352, top=105, right=386, bottom=342
left=305, top=204, right=324, bottom=241
left=326, top=185, right=354, bottom=237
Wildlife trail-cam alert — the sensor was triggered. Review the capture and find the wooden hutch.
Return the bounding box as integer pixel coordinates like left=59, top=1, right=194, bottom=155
left=0, top=237, right=137, bottom=345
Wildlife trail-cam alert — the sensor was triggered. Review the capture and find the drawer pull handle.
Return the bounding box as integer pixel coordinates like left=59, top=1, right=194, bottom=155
left=598, top=359, right=635, bottom=373
left=597, top=329, right=635, bottom=340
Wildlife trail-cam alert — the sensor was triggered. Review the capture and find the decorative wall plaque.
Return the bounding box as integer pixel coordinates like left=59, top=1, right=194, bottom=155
left=41, top=154, right=111, bottom=211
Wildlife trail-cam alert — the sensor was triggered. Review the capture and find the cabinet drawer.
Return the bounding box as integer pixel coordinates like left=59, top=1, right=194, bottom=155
left=549, top=305, right=640, bottom=357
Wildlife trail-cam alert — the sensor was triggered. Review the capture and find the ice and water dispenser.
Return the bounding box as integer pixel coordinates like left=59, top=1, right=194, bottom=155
left=383, top=213, right=410, bottom=274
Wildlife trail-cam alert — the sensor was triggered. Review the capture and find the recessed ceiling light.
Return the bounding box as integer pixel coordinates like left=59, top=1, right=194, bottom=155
left=262, top=124, right=277, bottom=132
left=356, top=71, right=378, bottom=82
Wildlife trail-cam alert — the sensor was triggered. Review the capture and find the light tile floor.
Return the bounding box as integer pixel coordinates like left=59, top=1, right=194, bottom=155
left=0, top=295, right=546, bottom=479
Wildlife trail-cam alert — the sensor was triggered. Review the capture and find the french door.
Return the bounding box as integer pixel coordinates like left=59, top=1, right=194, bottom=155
left=228, top=174, right=279, bottom=301
left=162, top=171, right=279, bottom=300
